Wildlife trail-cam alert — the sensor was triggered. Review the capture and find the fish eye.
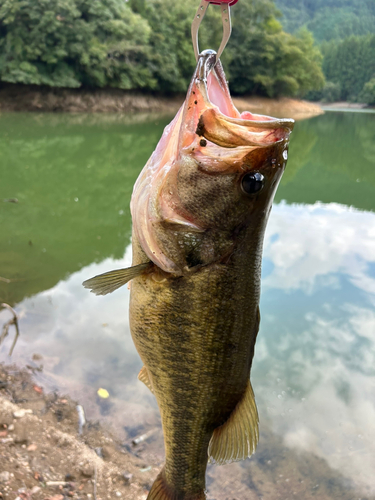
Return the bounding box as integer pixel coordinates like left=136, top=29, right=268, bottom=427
left=241, top=172, right=264, bottom=195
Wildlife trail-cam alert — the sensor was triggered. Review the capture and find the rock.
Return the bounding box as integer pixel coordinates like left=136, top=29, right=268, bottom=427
left=57, top=434, right=71, bottom=447
left=0, top=437, right=13, bottom=444
left=13, top=409, right=33, bottom=419
left=79, top=464, right=94, bottom=478
left=122, top=473, right=133, bottom=484
left=13, top=422, right=28, bottom=444
left=27, top=443, right=37, bottom=451
left=0, top=471, right=10, bottom=483
left=115, top=492, right=122, bottom=497
left=101, top=446, right=112, bottom=460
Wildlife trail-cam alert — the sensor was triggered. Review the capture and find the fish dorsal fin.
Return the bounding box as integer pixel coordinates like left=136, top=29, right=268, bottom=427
left=82, top=262, right=151, bottom=296
left=208, top=380, right=259, bottom=465
left=138, top=366, right=154, bottom=394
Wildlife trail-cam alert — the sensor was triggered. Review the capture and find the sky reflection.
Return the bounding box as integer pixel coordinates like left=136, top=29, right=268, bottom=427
left=257, top=201, right=375, bottom=494
left=1, top=201, right=375, bottom=495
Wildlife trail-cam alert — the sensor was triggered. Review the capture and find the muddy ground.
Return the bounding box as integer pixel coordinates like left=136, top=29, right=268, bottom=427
left=0, top=84, right=323, bottom=120
left=0, top=364, right=160, bottom=500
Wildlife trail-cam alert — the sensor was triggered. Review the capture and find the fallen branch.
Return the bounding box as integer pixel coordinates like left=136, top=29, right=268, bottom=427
left=0, top=303, right=20, bottom=356
left=132, top=428, right=157, bottom=446
left=45, top=481, right=70, bottom=487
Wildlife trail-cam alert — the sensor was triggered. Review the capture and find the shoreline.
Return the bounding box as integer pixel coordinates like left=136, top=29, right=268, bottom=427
left=0, top=363, right=155, bottom=500
left=0, top=84, right=323, bottom=120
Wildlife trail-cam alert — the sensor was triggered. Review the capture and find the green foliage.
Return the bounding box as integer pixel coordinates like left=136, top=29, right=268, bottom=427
left=136, top=0, right=223, bottom=93
left=275, top=0, right=375, bottom=42
left=0, top=0, right=155, bottom=89
left=360, top=78, right=375, bottom=105
left=321, top=34, right=375, bottom=101
left=0, top=0, right=325, bottom=97
left=321, top=82, right=342, bottom=103
left=227, top=4, right=324, bottom=98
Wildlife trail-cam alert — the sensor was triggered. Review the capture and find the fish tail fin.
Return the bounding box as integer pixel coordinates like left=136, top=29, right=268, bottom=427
left=147, top=469, right=206, bottom=500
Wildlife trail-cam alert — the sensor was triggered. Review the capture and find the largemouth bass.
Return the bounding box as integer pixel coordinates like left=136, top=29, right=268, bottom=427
left=84, top=50, right=294, bottom=500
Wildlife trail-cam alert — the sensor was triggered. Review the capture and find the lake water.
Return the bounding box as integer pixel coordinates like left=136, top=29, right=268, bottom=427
left=1, top=110, right=375, bottom=499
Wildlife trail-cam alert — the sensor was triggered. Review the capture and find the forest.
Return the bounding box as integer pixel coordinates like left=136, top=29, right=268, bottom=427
left=275, top=0, right=375, bottom=104
left=0, top=0, right=323, bottom=98
left=274, top=0, right=375, bottom=42
left=0, top=0, right=374, bottom=103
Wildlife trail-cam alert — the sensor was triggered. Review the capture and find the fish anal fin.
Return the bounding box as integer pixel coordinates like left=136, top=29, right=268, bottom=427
left=208, top=381, right=259, bottom=465
left=82, top=262, right=151, bottom=296
left=147, top=469, right=205, bottom=500
left=138, top=366, right=154, bottom=394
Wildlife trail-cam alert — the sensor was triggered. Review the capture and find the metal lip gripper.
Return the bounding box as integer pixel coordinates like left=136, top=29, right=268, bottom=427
left=191, top=0, right=239, bottom=62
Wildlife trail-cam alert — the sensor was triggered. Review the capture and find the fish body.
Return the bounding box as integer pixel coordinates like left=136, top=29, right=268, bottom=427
left=130, top=235, right=261, bottom=499
left=83, top=50, right=294, bottom=500
left=130, top=51, right=293, bottom=500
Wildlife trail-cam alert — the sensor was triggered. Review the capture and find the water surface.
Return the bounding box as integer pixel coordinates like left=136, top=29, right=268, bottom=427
left=1, top=110, right=375, bottom=499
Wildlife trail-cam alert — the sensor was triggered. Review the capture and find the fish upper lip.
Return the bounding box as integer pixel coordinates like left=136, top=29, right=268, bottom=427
left=191, top=50, right=294, bottom=135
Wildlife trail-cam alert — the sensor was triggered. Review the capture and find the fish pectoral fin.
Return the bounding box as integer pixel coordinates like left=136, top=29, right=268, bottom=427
left=208, top=380, right=259, bottom=465
left=82, top=262, right=151, bottom=296
left=138, top=366, right=154, bottom=394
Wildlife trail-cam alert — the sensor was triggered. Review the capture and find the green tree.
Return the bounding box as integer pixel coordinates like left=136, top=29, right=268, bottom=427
left=275, top=0, right=375, bottom=42
left=0, top=0, right=155, bottom=89
left=135, top=0, right=223, bottom=93
left=0, top=0, right=326, bottom=97
left=360, top=78, right=375, bottom=105
left=322, top=34, right=375, bottom=101
left=130, top=0, right=324, bottom=96
left=226, top=4, right=324, bottom=97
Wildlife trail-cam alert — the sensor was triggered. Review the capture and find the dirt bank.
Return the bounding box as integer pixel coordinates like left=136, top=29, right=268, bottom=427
left=0, top=364, right=159, bottom=500
left=0, top=84, right=323, bottom=120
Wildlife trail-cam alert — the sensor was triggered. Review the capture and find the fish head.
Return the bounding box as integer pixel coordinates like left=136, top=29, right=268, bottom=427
left=131, top=50, right=294, bottom=275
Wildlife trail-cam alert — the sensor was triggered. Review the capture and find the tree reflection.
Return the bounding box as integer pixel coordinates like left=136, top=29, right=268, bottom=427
left=276, top=111, right=375, bottom=211
left=0, top=113, right=168, bottom=305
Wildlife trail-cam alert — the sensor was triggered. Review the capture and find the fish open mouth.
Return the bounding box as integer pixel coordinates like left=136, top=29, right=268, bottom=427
left=180, top=50, right=294, bottom=153
left=130, top=50, right=294, bottom=275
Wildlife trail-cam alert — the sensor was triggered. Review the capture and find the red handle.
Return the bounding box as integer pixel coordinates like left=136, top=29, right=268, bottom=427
left=208, top=0, right=239, bottom=5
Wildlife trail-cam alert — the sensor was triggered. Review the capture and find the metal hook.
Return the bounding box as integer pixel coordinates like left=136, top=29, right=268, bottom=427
left=191, top=1, right=233, bottom=63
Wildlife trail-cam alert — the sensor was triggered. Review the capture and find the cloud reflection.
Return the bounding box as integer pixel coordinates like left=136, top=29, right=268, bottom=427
left=264, top=201, right=375, bottom=298
left=257, top=201, right=375, bottom=494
